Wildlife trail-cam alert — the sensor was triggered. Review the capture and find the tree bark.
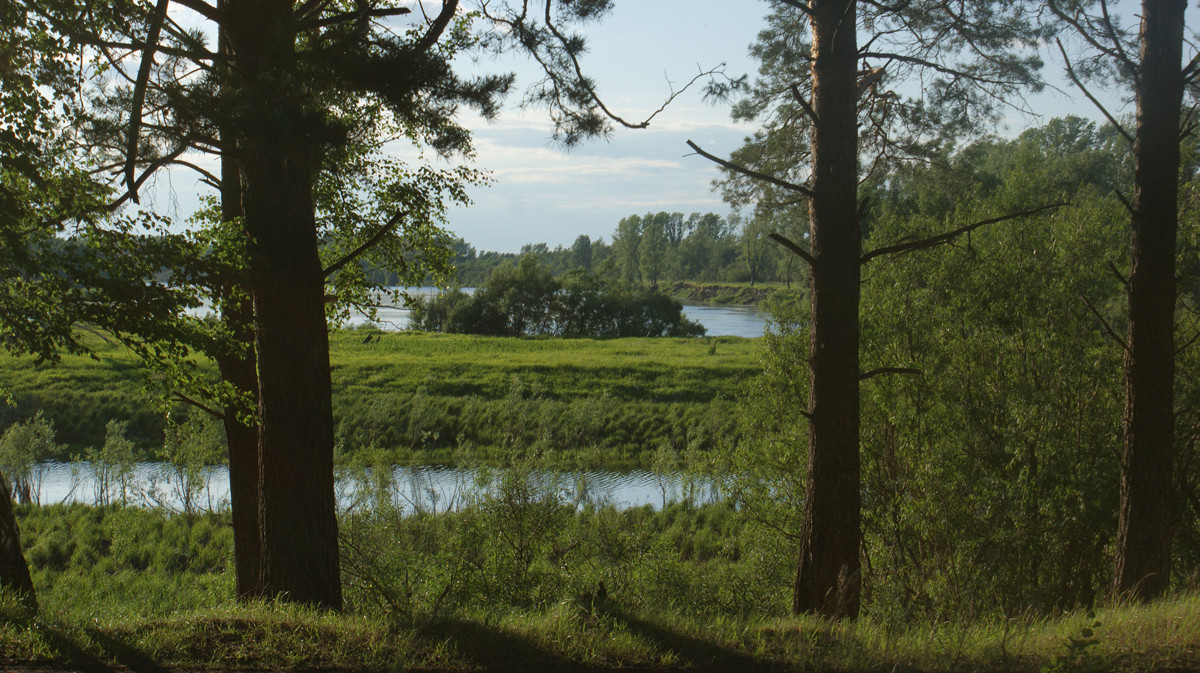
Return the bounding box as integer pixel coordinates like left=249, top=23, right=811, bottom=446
left=1114, top=0, right=1185, bottom=601
left=216, top=0, right=264, bottom=602
left=227, top=1, right=342, bottom=610
left=0, top=473, right=36, bottom=611
left=792, top=0, right=862, bottom=619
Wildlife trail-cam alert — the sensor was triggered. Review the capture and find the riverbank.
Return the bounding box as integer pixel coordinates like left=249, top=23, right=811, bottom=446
left=3, top=502, right=1198, bottom=673
left=662, top=280, right=800, bottom=306
left=1, top=332, right=761, bottom=467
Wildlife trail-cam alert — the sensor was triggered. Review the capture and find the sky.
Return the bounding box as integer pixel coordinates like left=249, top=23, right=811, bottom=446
left=145, top=1, right=1164, bottom=254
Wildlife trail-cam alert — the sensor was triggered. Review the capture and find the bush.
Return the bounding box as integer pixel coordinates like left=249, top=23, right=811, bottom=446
left=412, top=255, right=705, bottom=338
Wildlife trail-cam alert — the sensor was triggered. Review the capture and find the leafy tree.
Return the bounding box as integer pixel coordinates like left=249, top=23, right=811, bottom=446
left=638, top=213, right=669, bottom=287
left=0, top=413, right=58, bottom=506
left=612, top=214, right=643, bottom=283
left=412, top=256, right=705, bottom=338
left=570, top=234, right=593, bottom=270
left=90, top=420, right=138, bottom=507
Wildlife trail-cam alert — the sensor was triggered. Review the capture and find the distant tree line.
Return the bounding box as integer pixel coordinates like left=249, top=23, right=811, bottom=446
left=410, top=255, right=705, bottom=337
left=366, top=211, right=813, bottom=289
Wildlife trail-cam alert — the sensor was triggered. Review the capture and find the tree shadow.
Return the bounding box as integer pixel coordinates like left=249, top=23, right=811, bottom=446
left=79, top=627, right=169, bottom=673
left=418, top=619, right=598, bottom=673
left=599, top=605, right=784, bottom=673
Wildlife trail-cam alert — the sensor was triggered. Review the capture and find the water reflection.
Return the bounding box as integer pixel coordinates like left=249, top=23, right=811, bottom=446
left=31, top=462, right=718, bottom=513
left=346, top=287, right=769, bottom=337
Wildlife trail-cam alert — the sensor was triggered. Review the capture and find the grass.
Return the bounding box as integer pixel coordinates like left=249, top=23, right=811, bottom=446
left=1, top=331, right=761, bottom=466
left=3, top=502, right=1199, bottom=672
left=3, top=584, right=1199, bottom=671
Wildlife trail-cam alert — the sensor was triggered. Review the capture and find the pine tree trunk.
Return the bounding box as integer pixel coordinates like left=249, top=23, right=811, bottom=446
left=227, top=2, right=342, bottom=610
left=217, top=7, right=264, bottom=601
left=0, top=474, right=36, bottom=611
left=215, top=283, right=263, bottom=599
left=241, top=138, right=342, bottom=609
left=1114, top=0, right=1185, bottom=601
left=792, top=0, right=862, bottom=619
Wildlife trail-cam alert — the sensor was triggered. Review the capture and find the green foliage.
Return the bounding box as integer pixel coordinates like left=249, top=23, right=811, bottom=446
left=1042, top=615, right=1104, bottom=673
left=412, top=255, right=705, bottom=338
left=156, top=411, right=226, bottom=514
left=87, top=421, right=138, bottom=507
left=0, top=412, right=58, bottom=505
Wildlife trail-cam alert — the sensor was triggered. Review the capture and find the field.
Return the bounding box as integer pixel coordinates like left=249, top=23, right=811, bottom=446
left=1, top=331, right=761, bottom=466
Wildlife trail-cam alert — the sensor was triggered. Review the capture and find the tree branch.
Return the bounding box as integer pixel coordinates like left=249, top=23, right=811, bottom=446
left=861, top=202, right=1065, bottom=264
left=686, top=140, right=815, bottom=197
left=1056, top=39, right=1134, bottom=145
left=1081, top=295, right=1128, bottom=352
left=542, top=0, right=721, bottom=131
left=775, top=0, right=813, bottom=14
left=1107, top=260, right=1128, bottom=288
left=125, top=0, right=172, bottom=203
left=410, top=0, right=457, bottom=54
left=304, top=6, right=412, bottom=29
left=323, top=209, right=408, bottom=278
left=1177, top=329, right=1200, bottom=356
left=173, top=392, right=225, bottom=421
left=171, top=0, right=219, bottom=22
left=1114, top=188, right=1135, bottom=215
left=769, top=232, right=816, bottom=266
left=859, top=367, right=921, bottom=381
left=790, top=83, right=817, bottom=122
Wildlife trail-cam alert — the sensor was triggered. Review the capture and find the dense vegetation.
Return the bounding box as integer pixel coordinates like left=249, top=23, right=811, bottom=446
left=410, top=255, right=706, bottom=338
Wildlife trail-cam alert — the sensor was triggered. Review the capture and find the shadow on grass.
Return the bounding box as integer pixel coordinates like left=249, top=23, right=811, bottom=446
left=79, top=627, right=169, bottom=673
left=601, top=605, right=783, bottom=673
left=418, top=607, right=787, bottom=673
left=418, top=619, right=596, bottom=673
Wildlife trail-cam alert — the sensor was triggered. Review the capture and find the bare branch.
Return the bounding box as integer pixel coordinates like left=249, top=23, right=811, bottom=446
left=859, top=367, right=921, bottom=381
left=125, top=0, right=172, bottom=203
left=1108, top=260, right=1129, bottom=288
left=1098, top=0, right=1136, bottom=73
left=790, top=84, right=817, bottom=122
left=687, top=140, right=815, bottom=198
left=861, top=202, right=1066, bottom=264
left=323, top=210, right=409, bottom=278
left=1183, top=52, right=1200, bottom=83
left=541, top=0, right=721, bottom=131
left=107, top=144, right=192, bottom=211
left=171, top=0, right=219, bottom=22
left=174, top=392, right=225, bottom=421
left=410, top=0, right=457, bottom=54
left=1177, top=329, right=1200, bottom=356
left=775, top=0, right=813, bottom=14
left=1056, top=39, right=1134, bottom=145
left=769, top=232, right=816, bottom=266
left=1114, top=188, right=1135, bottom=215
left=1081, top=295, right=1128, bottom=351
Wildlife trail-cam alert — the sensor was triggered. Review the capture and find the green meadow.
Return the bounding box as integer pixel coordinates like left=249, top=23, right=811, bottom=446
left=1, top=330, right=760, bottom=466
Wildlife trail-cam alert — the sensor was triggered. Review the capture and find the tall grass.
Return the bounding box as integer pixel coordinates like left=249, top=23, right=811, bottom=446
left=3, top=497, right=1199, bottom=672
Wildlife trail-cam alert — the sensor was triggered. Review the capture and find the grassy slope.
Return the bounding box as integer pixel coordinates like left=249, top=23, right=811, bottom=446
left=3, top=503, right=1199, bottom=672
left=2, top=586, right=1197, bottom=671
left=2, top=331, right=761, bottom=465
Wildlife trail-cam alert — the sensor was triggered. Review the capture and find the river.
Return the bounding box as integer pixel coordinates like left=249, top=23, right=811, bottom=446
left=27, top=462, right=719, bottom=513
left=346, top=287, right=770, bottom=337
